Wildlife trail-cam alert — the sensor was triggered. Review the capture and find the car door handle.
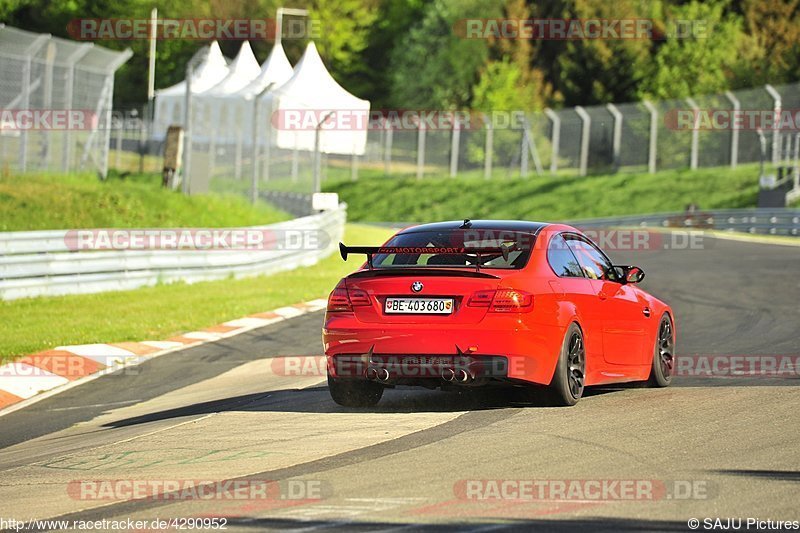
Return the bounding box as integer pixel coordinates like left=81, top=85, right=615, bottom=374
left=642, top=307, right=651, bottom=317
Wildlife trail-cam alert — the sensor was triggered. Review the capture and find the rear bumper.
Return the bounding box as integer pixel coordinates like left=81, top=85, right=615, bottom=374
left=323, top=314, right=564, bottom=385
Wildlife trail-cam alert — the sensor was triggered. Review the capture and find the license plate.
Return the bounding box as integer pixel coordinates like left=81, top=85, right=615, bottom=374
left=384, top=297, right=454, bottom=314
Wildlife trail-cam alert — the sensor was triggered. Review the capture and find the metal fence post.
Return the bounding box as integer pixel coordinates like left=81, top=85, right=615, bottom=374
left=483, top=113, right=493, bottom=179
left=262, top=114, right=271, bottom=183
left=606, top=103, right=622, bottom=172
left=138, top=103, right=148, bottom=173
left=384, top=126, right=393, bottom=175
left=182, top=62, right=193, bottom=194
left=251, top=85, right=273, bottom=204
left=575, top=106, right=590, bottom=177
left=234, top=126, right=243, bottom=181
left=208, top=133, right=216, bottom=180
left=520, top=126, right=529, bottom=177
left=61, top=44, right=92, bottom=173
left=261, top=133, right=272, bottom=182
left=449, top=115, right=460, bottom=177
left=794, top=133, right=800, bottom=190
left=686, top=97, right=699, bottom=170
left=544, top=108, right=560, bottom=175
left=99, top=73, right=114, bottom=180
left=416, top=120, right=426, bottom=180
left=724, top=90, right=739, bottom=169
left=643, top=100, right=658, bottom=174
left=42, top=41, right=55, bottom=170
left=313, top=112, right=334, bottom=194
left=19, top=34, right=50, bottom=173
left=115, top=112, right=123, bottom=170
left=765, top=84, right=781, bottom=165
left=19, top=49, right=31, bottom=172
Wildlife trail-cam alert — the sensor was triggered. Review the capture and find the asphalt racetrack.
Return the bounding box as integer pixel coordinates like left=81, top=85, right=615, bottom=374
left=0, top=233, right=798, bottom=532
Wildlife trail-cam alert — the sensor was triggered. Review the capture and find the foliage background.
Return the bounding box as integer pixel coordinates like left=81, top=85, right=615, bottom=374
left=1, top=0, right=798, bottom=111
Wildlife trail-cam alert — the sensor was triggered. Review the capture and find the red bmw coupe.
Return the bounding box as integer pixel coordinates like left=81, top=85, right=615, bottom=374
left=323, top=220, right=675, bottom=407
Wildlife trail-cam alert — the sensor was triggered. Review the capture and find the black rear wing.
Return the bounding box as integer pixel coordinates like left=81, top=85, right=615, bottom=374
left=338, top=242, right=516, bottom=270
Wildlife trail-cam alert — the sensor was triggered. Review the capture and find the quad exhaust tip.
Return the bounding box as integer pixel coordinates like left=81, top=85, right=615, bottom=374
left=441, top=368, right=456, bottom=382
left=366, top=366, right=392, bottom=383
left=455, top=369, right=472, bottom=383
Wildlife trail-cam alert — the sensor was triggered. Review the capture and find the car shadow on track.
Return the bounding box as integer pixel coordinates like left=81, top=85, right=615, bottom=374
left=711, top=469, right=800, bottom=482
left=101, top=386, right=621, bottom=429
left=218, top=515, right=690, bottom=532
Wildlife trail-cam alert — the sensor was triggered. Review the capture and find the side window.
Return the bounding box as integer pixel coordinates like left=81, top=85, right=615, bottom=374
left=565, top=236, right=613, bottom=280
left=547, top=234, right=584, bottom=278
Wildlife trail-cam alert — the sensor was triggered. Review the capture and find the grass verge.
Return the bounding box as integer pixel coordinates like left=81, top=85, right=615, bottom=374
left=0, top=171, right=288, bottom=230
left=325, top=164, right=763, bottom=223
left=0, top=224, right=393, bottom=363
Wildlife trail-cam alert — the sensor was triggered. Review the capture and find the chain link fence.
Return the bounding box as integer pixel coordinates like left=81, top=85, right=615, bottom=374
left=0, top=25, right=131, bottom=178
left=127, top=56, right=800, bottom=212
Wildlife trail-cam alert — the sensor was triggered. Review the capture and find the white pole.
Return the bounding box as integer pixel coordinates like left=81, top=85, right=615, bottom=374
left=575, top=106, right=591, bottom=177
left=686, top=97, right=699, bottom=170
left=643, top=100, right=658, bottom=174
left=147, top=8, right=157, bottom=102
left=606, top=103, right=622, bottom=172
left=544, top=108, right=560, bottom=175
left=275, top=7, right=309, bottom=46
left=765, top=84, right=782, bottom=166
left=724, top=91, right=740, bottom=169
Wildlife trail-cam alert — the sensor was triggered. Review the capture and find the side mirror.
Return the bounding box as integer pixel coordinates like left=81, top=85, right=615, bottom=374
left=605, top=266, right=626, bottom=283
left=625, top=266, right=645, bottom=284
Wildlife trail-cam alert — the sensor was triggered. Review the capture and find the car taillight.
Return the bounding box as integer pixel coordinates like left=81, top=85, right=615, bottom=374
left=468, top=289, right=533, bottom=312
left=327, top=281, right=370, bottom=312
left=467, top=290, right=495, bottom=307
left=491, top=289, right=533, bottom=312
left=349, top=289, right=370, bottom=306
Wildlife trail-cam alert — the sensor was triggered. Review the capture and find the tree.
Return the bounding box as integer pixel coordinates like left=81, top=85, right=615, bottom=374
left=553, top=0, right=653, bottom=106
left=735, top=0, right=800, bottom=86
left=637, top=0, right=746, bottom=100
left=308, top=0, right=380, bottom=98
left=388, top=0, right=501, bottom=109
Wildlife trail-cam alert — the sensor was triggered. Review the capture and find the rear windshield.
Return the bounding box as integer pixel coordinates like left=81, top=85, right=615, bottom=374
left=373, top=229, right=534, bottom=269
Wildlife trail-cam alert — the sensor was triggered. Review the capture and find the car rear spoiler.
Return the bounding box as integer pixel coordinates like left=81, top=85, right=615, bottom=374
left=338, top=242, right=516, bottom=271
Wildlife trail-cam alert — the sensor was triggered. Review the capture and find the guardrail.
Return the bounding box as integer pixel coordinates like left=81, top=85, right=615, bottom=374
left=569, top=208, right=800, bottom=236
left=0, top=205, right=346, bottom=300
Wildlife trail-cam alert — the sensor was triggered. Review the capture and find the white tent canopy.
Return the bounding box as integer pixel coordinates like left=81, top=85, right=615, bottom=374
left=204, top=41, right=260, bottom=96
left=152, top=41, right=228, bottom=139
left=235, top=41, right=293, bottom=100
left=197, top=41, right=263, bottom=142
left=264, top=42, right=369, bottom=156
left=204, top=42, right=293, bottom=144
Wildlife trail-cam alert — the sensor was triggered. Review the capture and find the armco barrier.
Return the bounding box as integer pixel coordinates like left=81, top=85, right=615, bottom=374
left=570, top=208, right=800, bottom=236
left=0, top=205, right=346, bottom=300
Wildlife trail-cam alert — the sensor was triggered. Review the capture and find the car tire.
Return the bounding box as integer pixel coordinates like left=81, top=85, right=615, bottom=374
left=328, top=375, right=384, bottom=407
left=547, top=323, right=585, bottom=406
left=647, top=314, right=675, bottom=387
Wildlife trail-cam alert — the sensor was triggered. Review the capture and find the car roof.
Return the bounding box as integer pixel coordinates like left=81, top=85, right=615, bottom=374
left=397, top=220, right=550, bottom=234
